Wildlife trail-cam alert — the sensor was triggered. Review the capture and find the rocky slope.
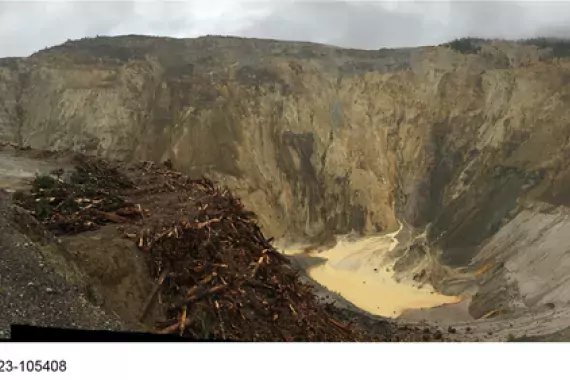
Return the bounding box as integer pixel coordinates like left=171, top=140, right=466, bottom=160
left=2, top=35, right=570, bottom=325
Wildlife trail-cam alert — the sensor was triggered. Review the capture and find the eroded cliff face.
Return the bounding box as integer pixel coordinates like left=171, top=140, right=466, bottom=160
left=2, top=36, right=570, bottom=272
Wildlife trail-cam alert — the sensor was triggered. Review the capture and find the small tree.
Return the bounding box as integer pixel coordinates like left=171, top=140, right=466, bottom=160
left=444, top=38, right=484, bottom=54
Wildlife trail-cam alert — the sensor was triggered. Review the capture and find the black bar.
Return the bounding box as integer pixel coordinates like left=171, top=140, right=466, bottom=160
left=9, top=325, right=234, bottom=342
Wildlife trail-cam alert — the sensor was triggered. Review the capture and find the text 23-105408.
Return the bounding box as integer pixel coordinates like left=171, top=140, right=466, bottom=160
left=0, top=360, right=67, bottom=372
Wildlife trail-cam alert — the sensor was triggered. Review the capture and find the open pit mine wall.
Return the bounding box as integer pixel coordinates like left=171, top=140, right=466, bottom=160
left=2, top=36, right=570, bottom=269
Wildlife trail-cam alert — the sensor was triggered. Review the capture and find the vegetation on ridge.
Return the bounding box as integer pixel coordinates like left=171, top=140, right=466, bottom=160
left=519, top=37, right=570, bottom=58
left=443, top=38, right=485, bottom=54
left=443, top=36, right=570, bottom=58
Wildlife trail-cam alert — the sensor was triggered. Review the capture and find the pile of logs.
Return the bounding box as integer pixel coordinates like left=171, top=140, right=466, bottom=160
left=135, top=178, right=359, bottom=341
left=13, top=155, right=141, bottom=234
left=15, top=155, right=382, bottom=341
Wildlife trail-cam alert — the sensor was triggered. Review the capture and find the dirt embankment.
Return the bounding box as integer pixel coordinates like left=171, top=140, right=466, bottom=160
left=0, top=191, right=127, bottom=338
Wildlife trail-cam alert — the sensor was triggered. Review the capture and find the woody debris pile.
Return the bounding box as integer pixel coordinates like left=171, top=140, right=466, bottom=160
left=14, top=154, right=406, bottom=341
left=12, top=155, right=140, bottom=234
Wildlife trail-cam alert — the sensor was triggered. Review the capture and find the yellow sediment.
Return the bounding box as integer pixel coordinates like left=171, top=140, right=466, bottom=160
left=282, top=224, right=461, bottom=317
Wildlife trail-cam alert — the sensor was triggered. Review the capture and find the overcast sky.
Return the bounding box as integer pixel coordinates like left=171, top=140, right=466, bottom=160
left=1, top=1, right=570, bottom=58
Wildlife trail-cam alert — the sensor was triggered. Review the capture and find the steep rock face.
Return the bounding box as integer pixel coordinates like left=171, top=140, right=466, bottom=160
left=0, top=58, right=24, bottom=144
left=2, top=35, right=570, bottom=262
left=468, top=202, right=570, bottom=319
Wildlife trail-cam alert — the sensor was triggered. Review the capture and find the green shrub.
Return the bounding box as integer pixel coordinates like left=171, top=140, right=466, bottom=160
left=34, top=198, right=53, bottom=220
left=32, top=175, right=56, bottom=190
left=444, top=38, right=485, bottom=54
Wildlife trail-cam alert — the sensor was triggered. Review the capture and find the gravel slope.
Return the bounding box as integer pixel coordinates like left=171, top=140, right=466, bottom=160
left=0, top=191, right=126, bottom=338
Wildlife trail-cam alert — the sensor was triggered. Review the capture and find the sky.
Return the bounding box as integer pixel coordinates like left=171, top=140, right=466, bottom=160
left=1, top=1, right=570, bottom=58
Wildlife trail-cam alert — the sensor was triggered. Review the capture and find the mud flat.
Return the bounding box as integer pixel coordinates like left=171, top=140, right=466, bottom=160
left=281, top=225, right=461, bottom=318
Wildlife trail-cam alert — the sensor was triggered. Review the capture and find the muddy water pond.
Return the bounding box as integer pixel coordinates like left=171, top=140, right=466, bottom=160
left=282, top=226, right=460, bottom=317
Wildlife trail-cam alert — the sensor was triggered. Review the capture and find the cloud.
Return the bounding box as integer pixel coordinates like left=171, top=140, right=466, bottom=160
left=237, top=1, right=570, bottom=49
left=237, top=2, right=438, bottom=49
left=0, top=1, right=138, bottom=56
left=1, top=1, right=570, bottom=58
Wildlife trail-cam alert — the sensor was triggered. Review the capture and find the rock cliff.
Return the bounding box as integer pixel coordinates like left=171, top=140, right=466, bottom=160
left=3, top=36, right=570, bottom=306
